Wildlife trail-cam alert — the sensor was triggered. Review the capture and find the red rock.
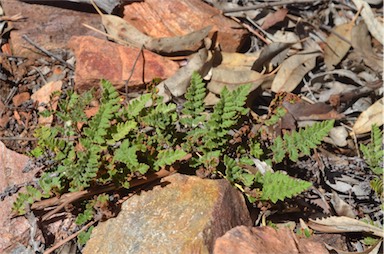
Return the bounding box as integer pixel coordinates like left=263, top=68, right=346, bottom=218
left=213, top=226, right=329, bottom=254
left=68, top=36, right=179, bottom=93
left=83, top=173, right=252, bottom=254
left=0, top=141, right=40, bottom=252
left=2, top=1, right=105, bottom=59
left=12, top=92, right=30, bottom=107
left=123, top=0, right=247, bottom=52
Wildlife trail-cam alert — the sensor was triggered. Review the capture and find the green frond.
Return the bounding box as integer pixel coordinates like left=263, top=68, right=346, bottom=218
left=271, top=120, right=334, bottom=163
left=224, top=155, right=256, bottom=187
left=360, top=124, right=384, bottom=175
left=107, top=120, right=137, bottom=144
left=154, top=149, right=187, bottom=171
left=261, top=171, right=312, bottom=203
left=124, top=93, right=152, bottom=118
left=84, top=80, right=121, bottom=144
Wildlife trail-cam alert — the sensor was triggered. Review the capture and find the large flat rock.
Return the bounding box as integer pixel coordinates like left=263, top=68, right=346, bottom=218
left=2, top=1, right=104, bottom=59
left=83, top=173, right=252, bottom=254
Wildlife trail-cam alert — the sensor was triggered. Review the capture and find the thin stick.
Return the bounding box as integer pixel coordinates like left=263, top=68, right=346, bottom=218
left=222, top=0, right=324, bottom=13
left=124, top=45, right=144, bottom=99
left=22, top=35, right=74, bottom=70
left=43, top=219, right=98, bottom=254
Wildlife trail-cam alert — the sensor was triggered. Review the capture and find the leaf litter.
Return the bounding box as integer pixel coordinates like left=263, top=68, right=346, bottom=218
left=0, top=0, right=382, bottom=253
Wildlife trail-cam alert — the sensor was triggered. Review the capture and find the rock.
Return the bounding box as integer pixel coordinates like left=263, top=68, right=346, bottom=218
left=213, top=226, right=329, bottom=254
left=123, top=0, right=248, bottom=53
left=68, top=36, right=179, bottom=92
left=2, top=1, right=105, bottom=60
left=0, top=141, right=39, bottom=253
left=83, top=173, right=252, bottom=254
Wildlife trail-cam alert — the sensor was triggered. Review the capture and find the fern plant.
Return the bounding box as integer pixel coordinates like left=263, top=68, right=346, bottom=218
left=360, top=124, right=383, bottom=198
left=270, top=120, right=335, bottom=163
left=13, top=80, right=187, bottom=216
left=13, top=73, right=336, bottom=227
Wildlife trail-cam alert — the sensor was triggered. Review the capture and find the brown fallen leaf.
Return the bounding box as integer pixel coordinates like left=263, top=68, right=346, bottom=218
left=157, top=48, right=209, bottom=102
left=352, top=97, right=384, bottom=135
left=91, top=2, right=211, bottom=54
left=208, top=68, right=269, bottom=95
left=251, top=42, right=295, bottom=72
left=271, top=50, right=320, bottom=93
left=282, top=99, right=344, bottom=121
left=324, top=22, right=354, bottom=70
left=325, top=240, right=382, bottom=254
left=261, top=8, right=288, bottom=30
left=351, top=21, right=383, bottom=72
left=308, top=216, right=383, bottom=238
left=31, top=81, right=63, bottom=125
left=219, top=51, right=261, bottom=70
left=352, top=0, right=384, bottom=45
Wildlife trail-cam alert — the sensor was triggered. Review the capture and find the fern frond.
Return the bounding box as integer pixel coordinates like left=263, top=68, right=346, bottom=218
left=271, top=120, right=334, bottom=163
left=360, top=124, right=384, bottom=175
left=224, top=155, right=256, bottom=187
left=107, top=120, right=137, bottom=144
left=124, top=93, right=152, bottom=119
left=113, top=140, right=150, bottom=174
left=261, top=171, right=312, bottom=203
left=154, top=149, right=187, bottom=171
left=181, top=72, right=206, bottom=126
left=84, top=80, right=121, bottom=144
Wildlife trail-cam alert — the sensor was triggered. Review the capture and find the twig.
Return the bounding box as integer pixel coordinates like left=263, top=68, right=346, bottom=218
left=33, top=163, right=189, bottom=221
left=22, top=35, right=74, bottom=70
left=43, top=219, right=98, bottom=254
left=124, top=45, right=144, bottom=100
left=222, top=0, right=325, bottom=13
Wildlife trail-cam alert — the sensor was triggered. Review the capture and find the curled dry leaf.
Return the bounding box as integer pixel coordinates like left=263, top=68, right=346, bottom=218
left=271, top=50, right=320, bottom=93
left=324, top=22, right=353, bottom=70
left=308, top=216, right=384, bottom=238
left=208, top=67, right=268, bottom=94
left=352, top=97, right=384, bottom=134
left=352, top=0, right=384, bottom=45
left=99, top=13, right=211, bottom=54
left=157, top=48, right=209, bottom=102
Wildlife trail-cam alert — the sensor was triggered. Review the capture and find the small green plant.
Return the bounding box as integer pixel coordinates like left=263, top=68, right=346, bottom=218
left=360, top=124, right=383, bottom=198
left=13, top=73, right=336, bottom=244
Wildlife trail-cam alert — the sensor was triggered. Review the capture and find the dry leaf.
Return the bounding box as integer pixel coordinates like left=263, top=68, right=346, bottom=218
left=101, top=14, right=151, bottom=48
left=308, top=216, right=384, bottom=237
left=351, top=21, right=383, bottom=72
left=330, top=191, right=356, bottom=218
left=325, top=240, right=382, bottom=254
left=251, top=42, right=295, bottom=72
left=157, top=48, right=209, bottom=102
left=208, top=68, right=267, bottom=94
left=352, top=97, right=384, bottom=134
left=69, top=0, right=119, bottom=14
left=324, top=22, right=353, bottom=70
left=271, top=50, right=320, bottom=93
left=261, top=8, right=288, bottom=30
left=31, top=81, right=63, bottom=125
left=145, top=26, right=212, bottom=53
left=352, top=0, right=384, bottom=45
left=219, top=51, right=261, bottom=70
left=99, top=13, right=211, bottom=54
